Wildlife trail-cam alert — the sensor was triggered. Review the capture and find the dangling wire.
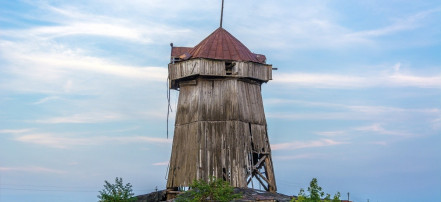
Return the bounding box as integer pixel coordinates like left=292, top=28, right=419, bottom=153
left=165, top=77, right=172, bottom=181
left=167, top=43, right=174, bottom=139
left=166, top=76, right=172, bottom=139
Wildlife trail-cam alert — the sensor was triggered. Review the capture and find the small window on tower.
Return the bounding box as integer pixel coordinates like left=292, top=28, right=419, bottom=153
left=225, top=62, right=234, bottom=75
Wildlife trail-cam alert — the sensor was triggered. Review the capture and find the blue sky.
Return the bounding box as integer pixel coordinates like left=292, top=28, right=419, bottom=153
left=1, top=0, right=440, bottom=201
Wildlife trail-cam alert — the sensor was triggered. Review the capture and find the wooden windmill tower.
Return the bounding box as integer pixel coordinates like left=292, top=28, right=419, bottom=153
left=166, top=1, right=276, bottom=197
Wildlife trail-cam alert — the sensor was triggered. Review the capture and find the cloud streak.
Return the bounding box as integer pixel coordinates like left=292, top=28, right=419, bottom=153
left=355, top=124, right=413, bottom=137
left=0, top=129, right=33, bottom=134
left=274, top=153, right=325, bottom=160
left=0, top=166, right=66, bottom=174
left=15, top=133, right=172, bottom=149
left=271, top=139, right=347, bottom=151
left=273, top=71, right=441, bottom=89
left=1, top=2, right=192, bottom=45
left=152, top=161, right=169, bottom=166
left=0, top=40, right=167, bottom=95
left=33, top=96, right=62, bottom=105
left=35, top=113, right=125, bottom=124
left=239, top=5, right=440, bottom=50
left=346, top=8, right=441, bottom=38
left=0, top=40, right=167, bottom=81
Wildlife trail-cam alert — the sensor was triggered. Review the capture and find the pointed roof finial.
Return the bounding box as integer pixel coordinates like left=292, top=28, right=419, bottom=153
left=220, top=0, right=224, bottom=28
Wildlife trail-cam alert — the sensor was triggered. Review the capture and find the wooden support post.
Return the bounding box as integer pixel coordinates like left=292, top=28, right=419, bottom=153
left=263, top=154, right=277, bottom=192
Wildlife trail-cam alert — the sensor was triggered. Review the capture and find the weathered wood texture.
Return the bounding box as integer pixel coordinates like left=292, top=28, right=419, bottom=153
left=174, top=78, right=266, bottom=125
left=168, top=59, right=272, bottom=84
left=167, top=78, right=276, bottom=191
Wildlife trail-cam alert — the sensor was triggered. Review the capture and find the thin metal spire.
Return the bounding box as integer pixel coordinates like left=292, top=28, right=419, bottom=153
left=220, top=0, right=224, bottom=28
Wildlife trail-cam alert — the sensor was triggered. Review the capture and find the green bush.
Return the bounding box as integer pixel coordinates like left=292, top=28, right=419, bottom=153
left=291, top=178, right=340, bottom=202
left=98, top=177, right=137, bottom=202
left=176, top=176, right=242, bottom=202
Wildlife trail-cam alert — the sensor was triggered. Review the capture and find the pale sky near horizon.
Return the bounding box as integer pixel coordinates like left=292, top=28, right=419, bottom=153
left=1, top=0, right=441, bottom=201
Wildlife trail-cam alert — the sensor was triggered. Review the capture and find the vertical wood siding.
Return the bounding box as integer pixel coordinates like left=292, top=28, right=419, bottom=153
left=168, top=59, right=272, bottom=83
left=167, top=78, right=276, bottom=190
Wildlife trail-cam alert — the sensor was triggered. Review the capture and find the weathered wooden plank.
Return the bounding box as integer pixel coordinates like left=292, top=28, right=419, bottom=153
left=167, top=122, right=199, bottom=187
left=169, top=59, right=272, bottom=83
left=175, top=82, right=199, bottom=124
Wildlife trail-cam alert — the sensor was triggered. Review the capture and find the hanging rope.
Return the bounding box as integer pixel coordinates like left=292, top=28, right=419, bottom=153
left=166, top=77, right=172, bottom=139
left=165, top=77, right=172, bottom=181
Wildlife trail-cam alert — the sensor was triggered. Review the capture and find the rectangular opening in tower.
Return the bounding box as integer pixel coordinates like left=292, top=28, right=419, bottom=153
left=225, top=62, right=234, bottom=75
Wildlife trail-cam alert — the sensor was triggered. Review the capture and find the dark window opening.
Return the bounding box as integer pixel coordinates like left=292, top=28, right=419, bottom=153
left=225, top=62, right=235, bottom=75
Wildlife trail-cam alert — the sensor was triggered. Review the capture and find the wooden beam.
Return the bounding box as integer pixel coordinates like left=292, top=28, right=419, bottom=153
left=255, top=170, right=270, bottom=185
left=252, top=154, right=267, bottom=170
left=254, top=174, right=269, bottom=191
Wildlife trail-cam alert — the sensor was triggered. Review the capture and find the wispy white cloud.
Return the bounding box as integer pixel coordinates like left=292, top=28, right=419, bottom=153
left=0, top=39, right=167, bottom=95
left=33, top=96, right=62, bottom=105
left=0, top=129, right=33, bottom=134
left=346, top=8, right=441, bottom=38
left=388, top=73, right=441, bottom=88
left=152, top=161, right=169, bottom=166
left=265, top=99, right=342, bottom=107
left=0, top=40, right=167, bottom=81
left=273, top=70, right=441, bottom=89
left=0, top=166, right=66, bottom=174
left=316, top=131, right=346, bottom=137
left=35, top=112, right=125, bottom=124
left=347, top=105, right=405, bottom=114
left=274, top=153, right=325, bottom=160
left=314, top=123, right=415, bottom=146
left=315, top=122, right=425, bottom=146
left=266, top=98, right=440, bottom=116
left=370, top=141, right=388, bottom=146
left=431, top=117, right=441, bottom=129
left=273, top=73, right=371, bottom=88
left=267, top=112, right=359, bottom=120
left=110, top=136, right=172, bottom=144
left=29, top=22, right=152, bottom=43
left=271, top=139, right=347, bottom=151
left=15, top=133, right=171, bottom=149
left=355, top=124, right=412, bottom=137
left=15, top=133, right=92, bottom=149
left=239, top=4, right=440, bottom=50
left=1, top=2, right=192, bottom=45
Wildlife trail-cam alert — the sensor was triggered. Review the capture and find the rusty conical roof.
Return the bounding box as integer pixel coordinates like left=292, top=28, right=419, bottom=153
left=188, top=27, right=261, bottom=63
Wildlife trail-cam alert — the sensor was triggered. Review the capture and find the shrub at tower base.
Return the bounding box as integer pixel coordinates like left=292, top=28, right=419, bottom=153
left=175, top=177, right=242, bottom=202
left=291, top=178, right=341, bottom=202
left=98, top=177, right=137, bottom=202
